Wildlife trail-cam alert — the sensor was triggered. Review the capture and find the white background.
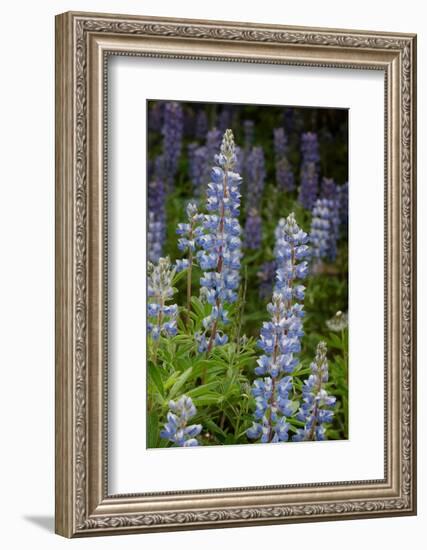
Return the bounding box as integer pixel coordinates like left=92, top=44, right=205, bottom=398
left=0, top=0, right=424, bottom=548
left=109, top=58, right=384, bottom=493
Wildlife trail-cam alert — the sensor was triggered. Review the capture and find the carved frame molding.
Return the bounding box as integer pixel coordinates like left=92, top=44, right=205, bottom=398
left=55, top=11, right=416, bottom=537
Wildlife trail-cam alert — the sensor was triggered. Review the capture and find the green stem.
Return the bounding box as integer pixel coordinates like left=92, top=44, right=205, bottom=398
left=219, top=411, right=226, bottom=430
left=235, top=266, right=248, bottom=356
left=204, top=170, right=227, bottom=375
left=152, top=297, right=164, bottom=365
left=186, top=252, right=193, bottom=326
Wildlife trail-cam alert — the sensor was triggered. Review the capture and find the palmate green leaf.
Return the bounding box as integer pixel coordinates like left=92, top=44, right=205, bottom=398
left=172, top=267, right=188, bottom=286
left=176, top=314, right=189, bottom=334
left=172, top=333, right=197, bottom=355
left=169, top=367, right=193, bottom=399
left=172, top=334, right=194, bottom=344
left=164, top=370, right=180, bottom=391
left=147, top=411, right=159, bottom=448
left=235, top=424, right=252, bottom=440
left=287, top=417, right=305, bottom=428
left=190, top=296, right=208, bottom=320
left=193, top=361, right=227, bottom=381
left=185, top=382, right=219, bottom=399
left=177, top=342, right=198, bottom=359
left=192, top=394, right=222, bottom=407
left=148, top=363, right=164, bottom=398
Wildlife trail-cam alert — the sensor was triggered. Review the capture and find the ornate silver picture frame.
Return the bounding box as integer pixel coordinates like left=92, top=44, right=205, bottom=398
left=55, top=11, right=417, bottom=537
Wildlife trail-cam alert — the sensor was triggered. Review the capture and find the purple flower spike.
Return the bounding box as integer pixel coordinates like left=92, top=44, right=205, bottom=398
left=292, top=341, right=336, bottom=442
left=196, top=129, right=242, bottom=354
left=310, top=198, right=340, bottom=262
left=147, top=179, right=166, bottom=262
left=298, top=132, right=320, bottom=210
left=244, top=146, right=266, bottom=249
left=274, top=128, right=295, bottom=192
left=248, top=213, right=310, bottom=444
left=160, top=395, right=202, bottom=447
left=161, top=102, right=184, bottom=191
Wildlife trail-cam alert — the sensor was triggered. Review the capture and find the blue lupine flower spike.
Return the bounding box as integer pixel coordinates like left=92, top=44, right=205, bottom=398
left=196, top=129, right=242, bottom=366
left=244, top=146, right=266, bottom=249
left=247, top=212, right=310, bottom=444
left=338, top=181, right=349, bottom=231
left=292, top=341, right=336, bottom=442
left=147, top=179, right=166, bottom=262
left=310, top=198, right=340, bottom=263
left=273, top=128, right=295, bottom=192
left=176, top=202, right=204, bottom=315
left=160, top=395, right=202, bottom=447
left=158, top=102, right=184, bottom=191
left=320, top=177, right=337, bottom=200
left=298, top=132, right=320, bottom=210
left=187, top=143, right=207, bottom=197
left=147, top=257, right=178, bottom=345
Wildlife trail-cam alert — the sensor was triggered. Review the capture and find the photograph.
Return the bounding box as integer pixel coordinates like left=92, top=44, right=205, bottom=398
left=146, top=100, right=349, bottom=448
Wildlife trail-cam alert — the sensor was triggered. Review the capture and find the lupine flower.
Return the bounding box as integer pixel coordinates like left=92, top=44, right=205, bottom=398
left=195, top=110, right=209, bottom=140
left=161, top=102, right=184, bottom=190
left=244, top=146, right=266, bottom=248
left=301, top=131, right=320, bottom=163
left=196, top=129, right=242, bottom=354
left=276, top=158, right=295, bottom=193
left=320, top=177, right=337, bottom=201
left=274, top=128, right=287, bottom=159
left=274, top=213, right=310, bottom=295
left=274, top=128, right=295, bottom=192
left=188, top=130, right=223, bottom=198
left=234, top=146, right=244, bottom=175
left=206, top=128, right=222, bottom=164
left=160, top=395, right=202, bottom=447
left=147, top=179, right=166, bottom=262
left=326, top=310, right=348, bottom=332
left=187, top=143, right=208, bottom=196
left=148, top=212, right=164, bottom=263
left=338, top=181, right=349, bottom=230
left=148, top=102, right=163, bottom=132
left=154, top=154, right=166, bottom=180
left=247, top=213, right=310, bottom=444
left=241, top=120, right=254, bottom=184
left=244, top=208, right=262, bottom=249
left=176, top=202, right=204, bottom=312
left=176, top=202, right=203, bottom=260
left=246, top=146, right=266, bottom=201
left=292, top=341, right=336, bottom=442
left=298, top=132, right=320, bottom=210
left=147, top=257, right=178, bottom=340
left=199, top=128, right=222, bottom=189
left=310, top=198, right=340, bottom=262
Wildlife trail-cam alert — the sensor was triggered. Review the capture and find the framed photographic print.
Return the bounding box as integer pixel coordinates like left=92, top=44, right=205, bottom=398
left=55, top=11, right=417, bottom=537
